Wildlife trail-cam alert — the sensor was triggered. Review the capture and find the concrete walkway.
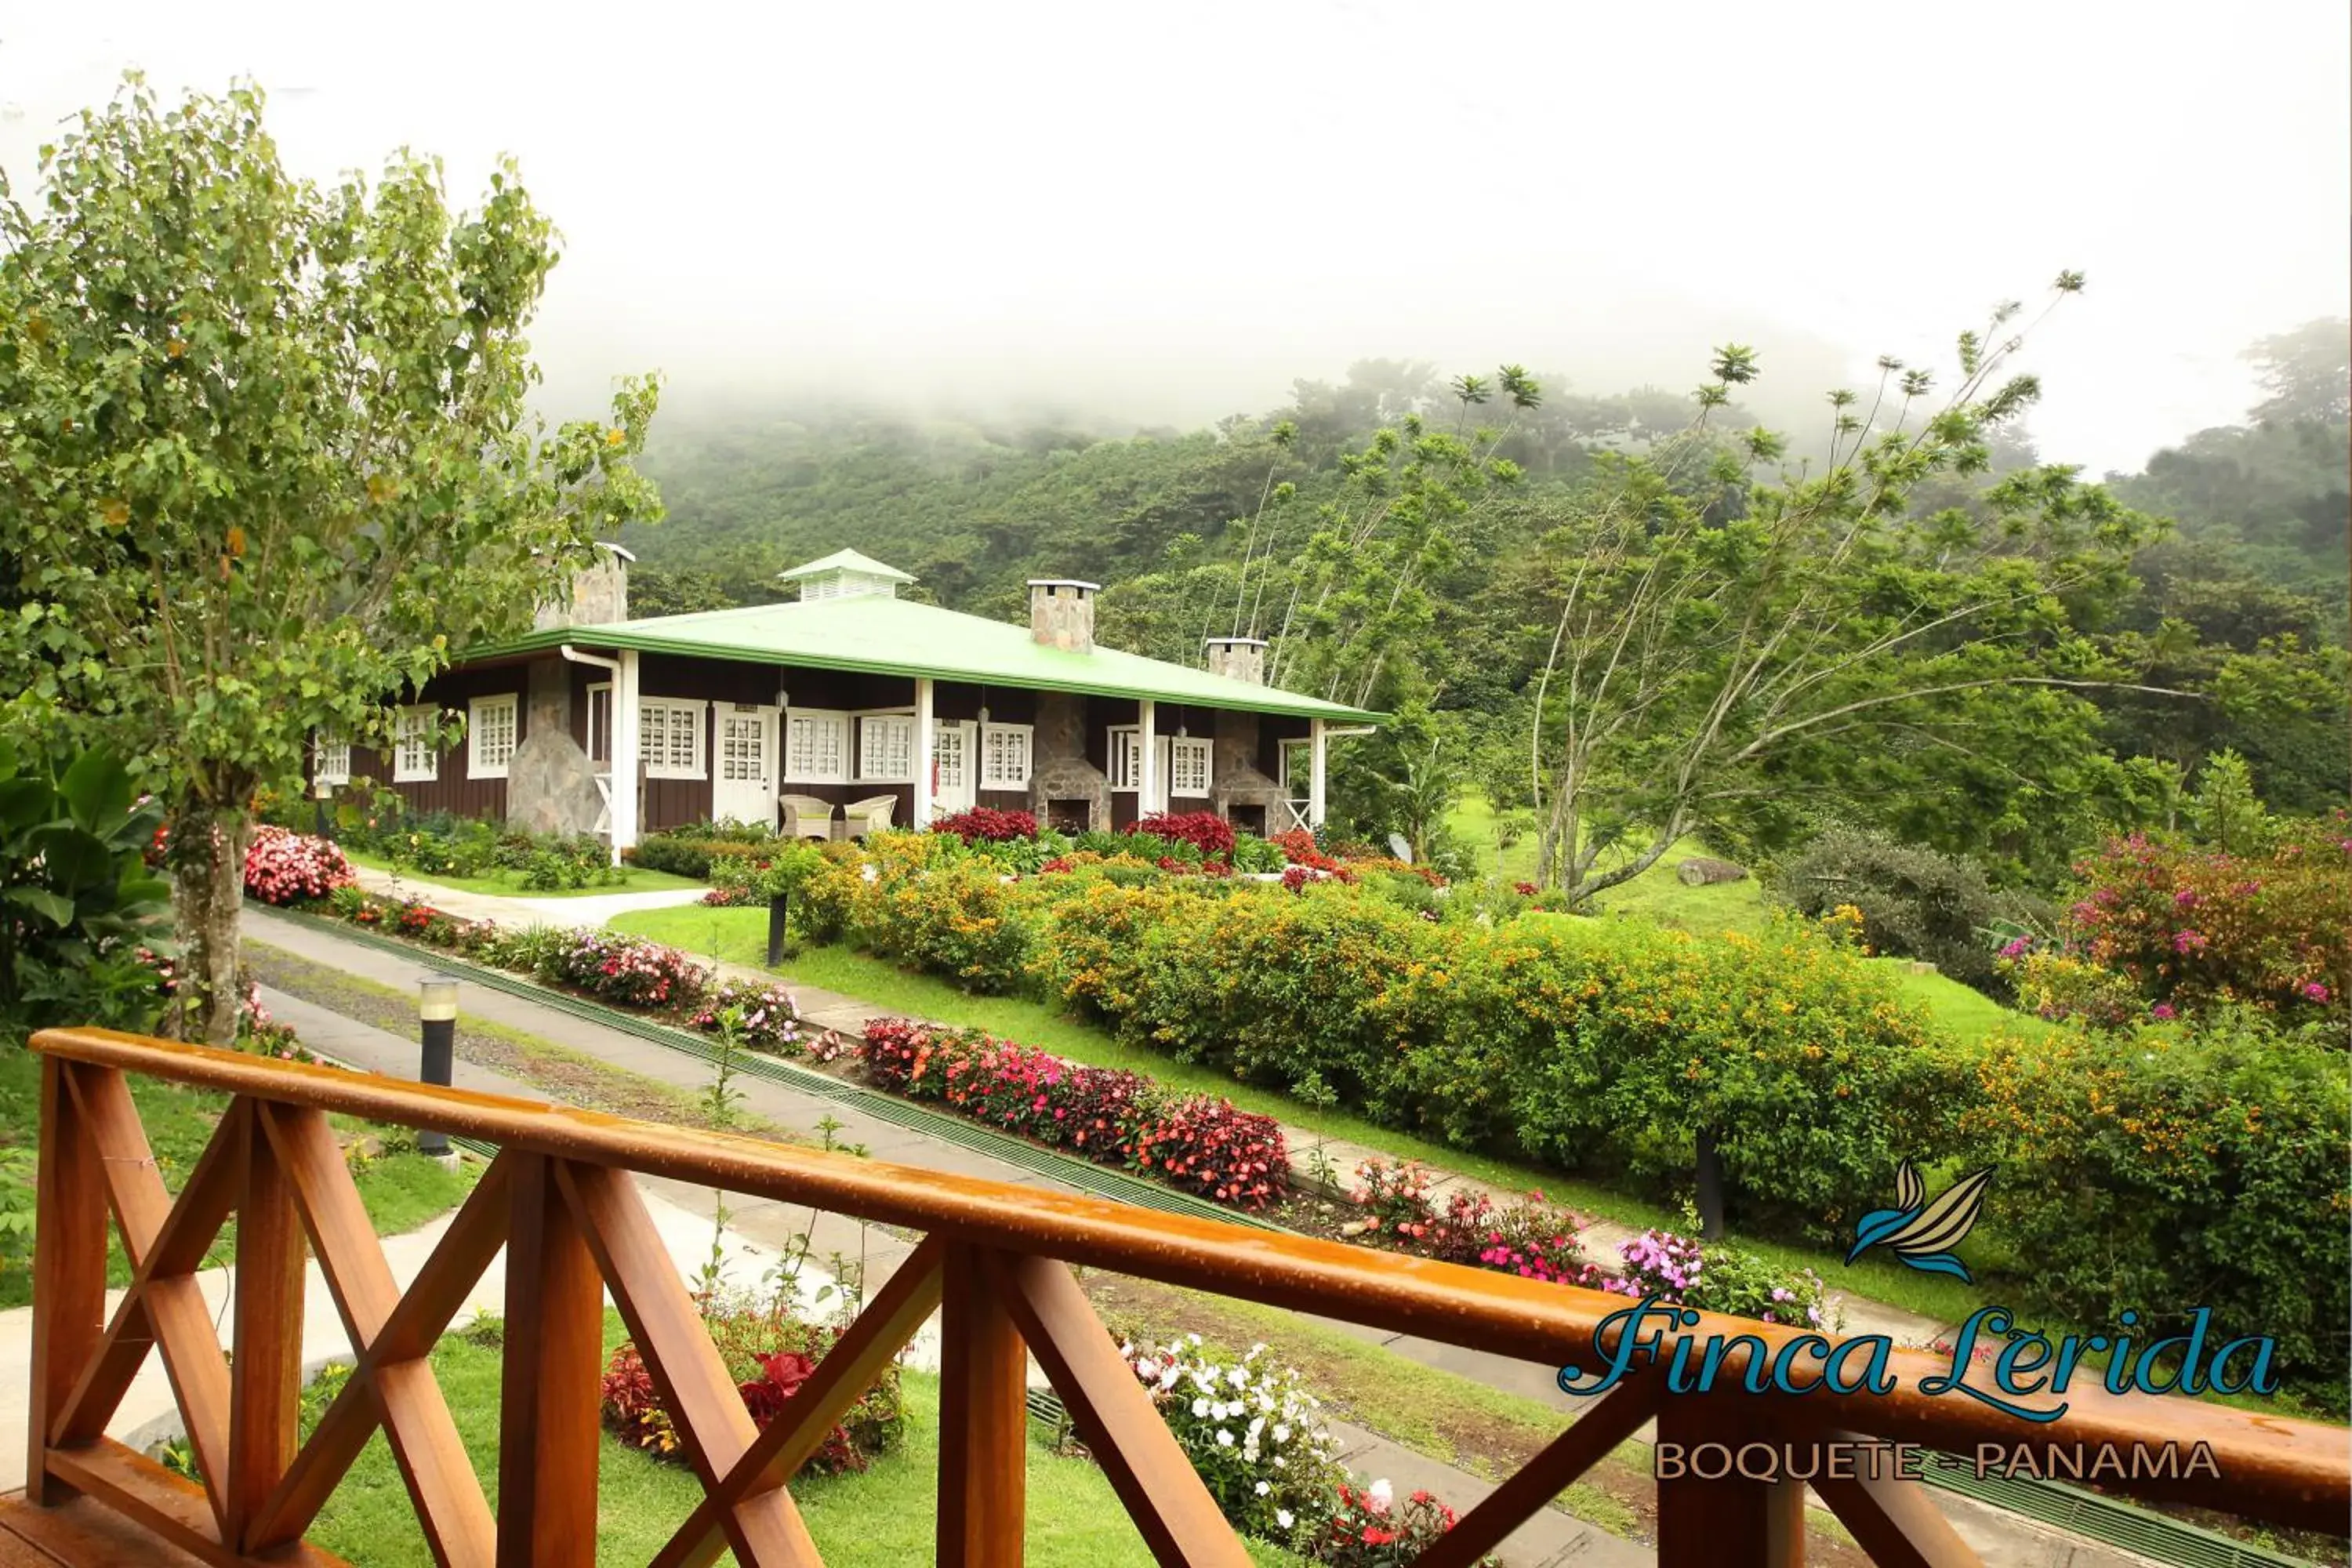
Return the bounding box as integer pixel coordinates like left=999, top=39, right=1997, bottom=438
left=299, top=880, right=2160, bottom=1568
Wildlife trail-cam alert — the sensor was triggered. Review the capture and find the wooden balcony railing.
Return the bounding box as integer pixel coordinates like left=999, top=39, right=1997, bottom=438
left=16, top=1025, right=2350, bottom=1566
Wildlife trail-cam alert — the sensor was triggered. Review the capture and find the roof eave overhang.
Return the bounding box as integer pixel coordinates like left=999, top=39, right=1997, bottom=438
left=475, top=628, right=1385, bottom=725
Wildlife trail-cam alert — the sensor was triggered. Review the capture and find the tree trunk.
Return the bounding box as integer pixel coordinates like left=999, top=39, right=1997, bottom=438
left=169, top=803, right=249, bottom=1047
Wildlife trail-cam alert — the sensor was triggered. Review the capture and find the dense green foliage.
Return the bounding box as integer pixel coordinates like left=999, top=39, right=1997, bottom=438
left=0, top=78, right=662, bottom=1041
left=1774, top=829, right=2038, bottom=995
left=0, top=743, right=172, bottom=1033
left=623, top=318, right=2347, bottom=895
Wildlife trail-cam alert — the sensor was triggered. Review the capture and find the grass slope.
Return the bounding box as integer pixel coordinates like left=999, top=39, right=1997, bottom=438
left=1445, top=797, right=1773, bottom=937
left=307, top=1313, right=1307, bottom=1566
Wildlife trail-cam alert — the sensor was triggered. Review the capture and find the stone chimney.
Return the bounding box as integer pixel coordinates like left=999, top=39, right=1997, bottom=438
left=535, top=542, right=633, bottom=630
left=1203, top=636, right=1267, bottom=684
left=1028, top=579, right=1099, bottom=653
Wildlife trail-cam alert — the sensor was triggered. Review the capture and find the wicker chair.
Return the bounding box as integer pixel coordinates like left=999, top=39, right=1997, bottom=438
left=840, top=794, right=897, bottom=838
left=779, top=794, right=836, bottom=840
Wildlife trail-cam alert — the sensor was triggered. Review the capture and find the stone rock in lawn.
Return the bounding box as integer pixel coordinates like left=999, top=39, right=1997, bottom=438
left=1675, top=855, right=1749, bottom=887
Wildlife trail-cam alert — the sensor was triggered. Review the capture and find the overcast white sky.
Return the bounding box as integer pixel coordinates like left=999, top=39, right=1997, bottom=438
left=5, top=0, right=2346, bottom=472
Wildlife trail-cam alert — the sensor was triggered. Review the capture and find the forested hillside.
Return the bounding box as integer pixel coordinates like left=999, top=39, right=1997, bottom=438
left=620, top=316, right=2350, bottom=891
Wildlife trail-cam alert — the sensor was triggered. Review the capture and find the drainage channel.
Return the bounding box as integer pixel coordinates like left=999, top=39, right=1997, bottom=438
left=275, top=909, right=1284, bottom=1233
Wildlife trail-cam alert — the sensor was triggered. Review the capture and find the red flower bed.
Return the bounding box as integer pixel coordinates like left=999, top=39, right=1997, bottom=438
left=862, top=1018, right=1286, bottom=1209
left=1138, top=811, right=1235, bottom=861
left=1269, top=829, right=1356, bottom=879
left=930, top=807, right=1038, bottom=843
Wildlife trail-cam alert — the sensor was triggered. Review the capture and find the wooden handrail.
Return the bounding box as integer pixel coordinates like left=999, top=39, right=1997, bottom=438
left=21, top=1025, right=2351, bottom=1566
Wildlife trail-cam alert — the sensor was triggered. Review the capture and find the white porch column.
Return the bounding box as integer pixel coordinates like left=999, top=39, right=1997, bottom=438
left=612, top=649, right=642, bottom=864
left=1308, top=717, right=1328, bottom=829
left=1138, top=699, right=1157, bottom=819
left=913, top=676, right=936, bottom=828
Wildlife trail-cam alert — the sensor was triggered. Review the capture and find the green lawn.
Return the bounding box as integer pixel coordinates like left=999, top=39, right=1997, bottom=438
left=610, top=906, right=1988, bottom=1326
left=0, top=1040, right=475, bottom=1308
left=344, top=846, right=706, bottom=900
left=307, top=1313, right=1307, bottom=1566
left=1443, top=797, right=1773, bottom=937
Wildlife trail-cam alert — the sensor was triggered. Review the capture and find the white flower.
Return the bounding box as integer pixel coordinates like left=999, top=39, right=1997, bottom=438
left=1159, top=1364, right=1181, bottom=1390
left=1255, top=1481, right=1271, bottom=1497
left=1192, top=1398, right=1211, bottom=1418
left=1368, top=1479, right=1393, bottom=1512
left=1217, top=1430, right=1234, bottom=1447
left=1272, top=1423, right=1290, bottom=1443
left=1188, top=1332, right=1203, bottom=1345
left=1228, top=1367, right=1249, bottom=1388
left=1276, top=1510, right=1294, bottom=1530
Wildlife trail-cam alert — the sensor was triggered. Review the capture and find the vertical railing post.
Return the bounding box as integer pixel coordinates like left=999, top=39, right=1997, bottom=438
left=497, top=1156, right=604, bottom=1568
left=25, top=1057, right=106, bottom=1507
left=936, top=1243, right=1027, bottom=1566
left=228, top=1098, right=307, bottom=1548
left=1653, top=1399, right=1807, bottom=1567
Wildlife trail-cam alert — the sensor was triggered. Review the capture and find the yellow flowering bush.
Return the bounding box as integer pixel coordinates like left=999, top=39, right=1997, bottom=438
left=1959, top=1011, right=2349, bottom=1392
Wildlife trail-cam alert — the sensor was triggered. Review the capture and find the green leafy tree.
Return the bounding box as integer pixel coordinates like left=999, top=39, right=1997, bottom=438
left=2243, top=316, right=2350, bottom=426
left=1523, top=278, right=2193, bottom=899
left=0, top=78, right=662, bottom=1043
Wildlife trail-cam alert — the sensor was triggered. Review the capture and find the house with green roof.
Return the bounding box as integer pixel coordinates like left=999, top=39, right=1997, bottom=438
left=310, top=548, right=1379, bottom=857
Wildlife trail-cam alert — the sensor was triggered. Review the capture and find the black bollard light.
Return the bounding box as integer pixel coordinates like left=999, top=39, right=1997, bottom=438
left=417, top=974, right=458, bottom=1156
left=767, top=891, right=790, bottom=967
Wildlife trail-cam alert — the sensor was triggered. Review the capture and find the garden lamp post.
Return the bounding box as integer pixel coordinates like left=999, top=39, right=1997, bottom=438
left=312, top=775, right=332, bottom=838
left=416, top=975, right=458, bottom=1157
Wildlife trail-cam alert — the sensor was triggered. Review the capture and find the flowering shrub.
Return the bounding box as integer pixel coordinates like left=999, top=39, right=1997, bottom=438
left=1341, top=1159, right=1596, bottom=1283
left=861, top=1018, right=1287, bottom=1209
left=1960, top=1011, right=2349, bottom=1390
left=931, top=806, right=1038, bottom=843
left=1138, top=811, right=1236, bottom=862
left=1269, top=829, right=1352, bottom=876
left=1121, top=1336, right=1345, bottom=1548
left=242, top=827, right=356, bottom=906
left=603, top=1298, right=902, bottom=1474
left=1311, top=1480, right=1497, bottom=1566
left=2065, top=819, right=2350, bottom=1022
left=688, top=980, right=804, bottom=1055
left=1998, top=948, right=2145, bottom=1028
left=538, top=929, right=709, bottom=1010
left=1606, top=1222, right=1838, bottom=1329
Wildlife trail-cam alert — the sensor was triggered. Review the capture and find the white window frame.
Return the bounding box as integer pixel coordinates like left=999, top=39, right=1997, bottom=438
left=641, top=696, right=708, bottom=780
left=586, top=682, right=612, bottom=765
left=855, top=710, right=917, bottom=783
left=979, top=721, right=1033, bottom=789
left=314, top=732, right=351, bottom=787
left=394, top=706, right=438, bottom=784
left=1168, top=735, right=1213, bottom=797
left=467, top=693, right=521, bottom=779
left=1105, top=725, right=1142, bottom=790
left=783, top=706, right=851, bottom=785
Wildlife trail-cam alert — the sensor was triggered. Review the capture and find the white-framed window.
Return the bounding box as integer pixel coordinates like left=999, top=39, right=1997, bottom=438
left=1169, top=736, right=1213, bottom=796
left=784, top=708, right=849, bottom=783
left=641, top=697, right=706, bottom=779
left=1105, top=725, right=1143, bottom=790
left=314, top=733, right=351, bottom=786
left=857, top=713, right=916, bottom=782
left=468, top=693, right=520, bottom=779
left=980, top=722, right=1033, bottom=789
left=934, top=724, right=969, bottom=791
left=586, top=683, right=612, bottom=764
left=394, top=706, right=437, bottom=783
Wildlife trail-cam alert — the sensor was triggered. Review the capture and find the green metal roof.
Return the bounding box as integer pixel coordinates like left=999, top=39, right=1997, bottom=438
left=492, top=597, right=1383, bottom=723
left=775, top=548, right=916, bottom=583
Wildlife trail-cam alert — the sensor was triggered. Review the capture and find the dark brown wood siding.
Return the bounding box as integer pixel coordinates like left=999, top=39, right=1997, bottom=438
left=353, top=664, right=531, bottom=821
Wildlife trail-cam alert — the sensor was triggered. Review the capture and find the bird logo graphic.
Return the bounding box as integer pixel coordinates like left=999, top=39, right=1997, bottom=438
left=1846, top=1160, right=1994, bottom=1282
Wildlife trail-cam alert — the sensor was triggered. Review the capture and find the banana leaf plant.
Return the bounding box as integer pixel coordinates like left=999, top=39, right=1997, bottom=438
left=0, top=741, right=174, bottom=1034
